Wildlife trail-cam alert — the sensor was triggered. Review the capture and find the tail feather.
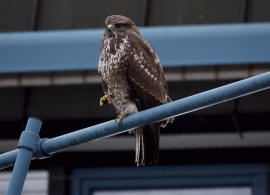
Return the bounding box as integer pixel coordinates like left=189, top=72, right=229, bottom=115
left=135, top=128, right=144, bottom=165
left=135, top=124, right=160, bottom=166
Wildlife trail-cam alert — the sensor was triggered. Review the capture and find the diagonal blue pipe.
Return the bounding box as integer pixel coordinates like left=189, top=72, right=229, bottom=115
left=41, top=71, right=270, bottom=154
left=6, top=117, right=42, bottom=195
left=0, top=71, right=270, bottom=170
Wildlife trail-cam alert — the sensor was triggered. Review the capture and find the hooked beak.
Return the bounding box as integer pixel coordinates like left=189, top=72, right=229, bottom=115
left=106, top=23, right=113, bottom=33
left=107, top=23, right=113, bottom=29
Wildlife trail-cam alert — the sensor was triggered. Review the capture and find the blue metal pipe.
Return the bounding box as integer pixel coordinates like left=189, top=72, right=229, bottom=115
left=6, top=117, right=42, bottom=195
left=0, top=149, right=18, bottom=170
left=0, top=23, right=270, bottom=73
left=0, top=71, right=270, bottom=169
left=40, top=71, right=270, bottom=154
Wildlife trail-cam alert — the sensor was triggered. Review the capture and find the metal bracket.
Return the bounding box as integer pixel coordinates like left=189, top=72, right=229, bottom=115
left=35, top=138, right=52, bottom=159
left=18, top=130, right=40, bottom=152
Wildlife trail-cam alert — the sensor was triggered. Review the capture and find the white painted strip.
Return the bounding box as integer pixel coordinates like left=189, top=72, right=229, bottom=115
left=52, top=71, right=85, bottom=85
left=20, top=73, right=52, bottom=86
left=184, top=67, right=216, bottom=80
left=251, top=66, right=270, bottom=76
left=0, top=66, right=268, bottom=87
left=1, top=131, right=270, bottom=153
left=218, top=66, right=249, bottom=80
left=0, top=74, right=19, bottom=87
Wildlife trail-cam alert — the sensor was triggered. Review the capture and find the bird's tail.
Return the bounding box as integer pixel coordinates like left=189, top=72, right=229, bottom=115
left=135, top=124, right=160, bottom=166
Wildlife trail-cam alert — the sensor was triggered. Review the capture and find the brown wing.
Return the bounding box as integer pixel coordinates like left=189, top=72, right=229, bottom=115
left=125, top=32, right=169, bottom=165
left=126, top=31, right=170, bottom=110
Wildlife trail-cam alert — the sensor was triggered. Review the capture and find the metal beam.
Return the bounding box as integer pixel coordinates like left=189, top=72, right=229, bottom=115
left=0, top=23, right=270, bottom=73
left=44, top=131, right=270, bottom=152
left=0, top=71, right=270, bottom=170
left=2, top=131, right=270, bottom=152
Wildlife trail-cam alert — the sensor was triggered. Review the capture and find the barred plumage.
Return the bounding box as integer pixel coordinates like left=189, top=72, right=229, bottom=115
left=98, top=15, right=173, bottom=166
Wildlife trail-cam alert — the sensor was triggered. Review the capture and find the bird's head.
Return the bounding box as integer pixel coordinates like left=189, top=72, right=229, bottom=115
left=104, top=15, right=139, bottom=37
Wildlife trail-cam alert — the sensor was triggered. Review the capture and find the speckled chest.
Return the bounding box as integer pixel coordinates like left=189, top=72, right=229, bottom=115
left=98, top=35, right=130, bottom=82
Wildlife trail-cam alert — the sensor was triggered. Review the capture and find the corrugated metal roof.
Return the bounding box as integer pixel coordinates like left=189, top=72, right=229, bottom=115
left=0, top=1, right=270, bottom=32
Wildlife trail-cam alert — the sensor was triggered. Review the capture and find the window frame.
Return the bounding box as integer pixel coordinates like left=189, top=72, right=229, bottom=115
left=71, top=164, right=267, bottom=195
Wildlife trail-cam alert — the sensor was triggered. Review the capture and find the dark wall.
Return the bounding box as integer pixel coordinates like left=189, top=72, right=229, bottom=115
left=36, top=0, right=147, bottom=30
left=0, top=0, right=38, bottom=31
left=0, top=0, right=270, bottom=32
left=147, top=0, right=245, bottom=25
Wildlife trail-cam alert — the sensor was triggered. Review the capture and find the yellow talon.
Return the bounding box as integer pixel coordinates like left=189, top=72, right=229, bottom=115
left=117, top=113, right=127, bottom=124
left=99, top=95, right=112, bottom=106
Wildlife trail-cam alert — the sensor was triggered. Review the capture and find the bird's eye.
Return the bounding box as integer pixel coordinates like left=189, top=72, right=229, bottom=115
left=115, top=23, right=128, bottom=28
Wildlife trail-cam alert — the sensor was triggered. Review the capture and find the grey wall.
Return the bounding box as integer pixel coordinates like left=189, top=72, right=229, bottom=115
left=0, top=0, right=270, bottom=32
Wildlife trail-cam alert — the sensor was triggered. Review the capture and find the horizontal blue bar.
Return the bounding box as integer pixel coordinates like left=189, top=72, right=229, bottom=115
left=1, top=71, right=270, bottom=169
left=0, top=23, right=270, bottom=73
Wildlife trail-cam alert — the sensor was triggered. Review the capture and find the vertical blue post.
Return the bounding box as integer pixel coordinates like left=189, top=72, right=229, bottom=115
left=6, top=117, right=42, bottom=195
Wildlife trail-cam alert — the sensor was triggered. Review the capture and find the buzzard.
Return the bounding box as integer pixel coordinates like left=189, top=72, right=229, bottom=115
left=98, top=15, right=173, bottom=166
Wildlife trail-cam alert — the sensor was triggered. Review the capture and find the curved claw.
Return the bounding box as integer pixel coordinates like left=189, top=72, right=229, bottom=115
left=99, top=95, right=112, bottom=106
left=117, top=113, right=127, bottom=125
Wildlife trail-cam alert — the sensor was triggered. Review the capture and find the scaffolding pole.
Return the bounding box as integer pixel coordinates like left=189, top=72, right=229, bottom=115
left=6, top=117, right=42, bottom=195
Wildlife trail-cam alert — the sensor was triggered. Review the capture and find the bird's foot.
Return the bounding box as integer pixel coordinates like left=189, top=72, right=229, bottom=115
left=117, top=113, right=127, bottom=125
left=99, top=95, right=112, bottom=106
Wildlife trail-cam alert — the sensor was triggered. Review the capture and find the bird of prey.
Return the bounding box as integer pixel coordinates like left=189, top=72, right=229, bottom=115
left=98, top=15, right=173, bottom=166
